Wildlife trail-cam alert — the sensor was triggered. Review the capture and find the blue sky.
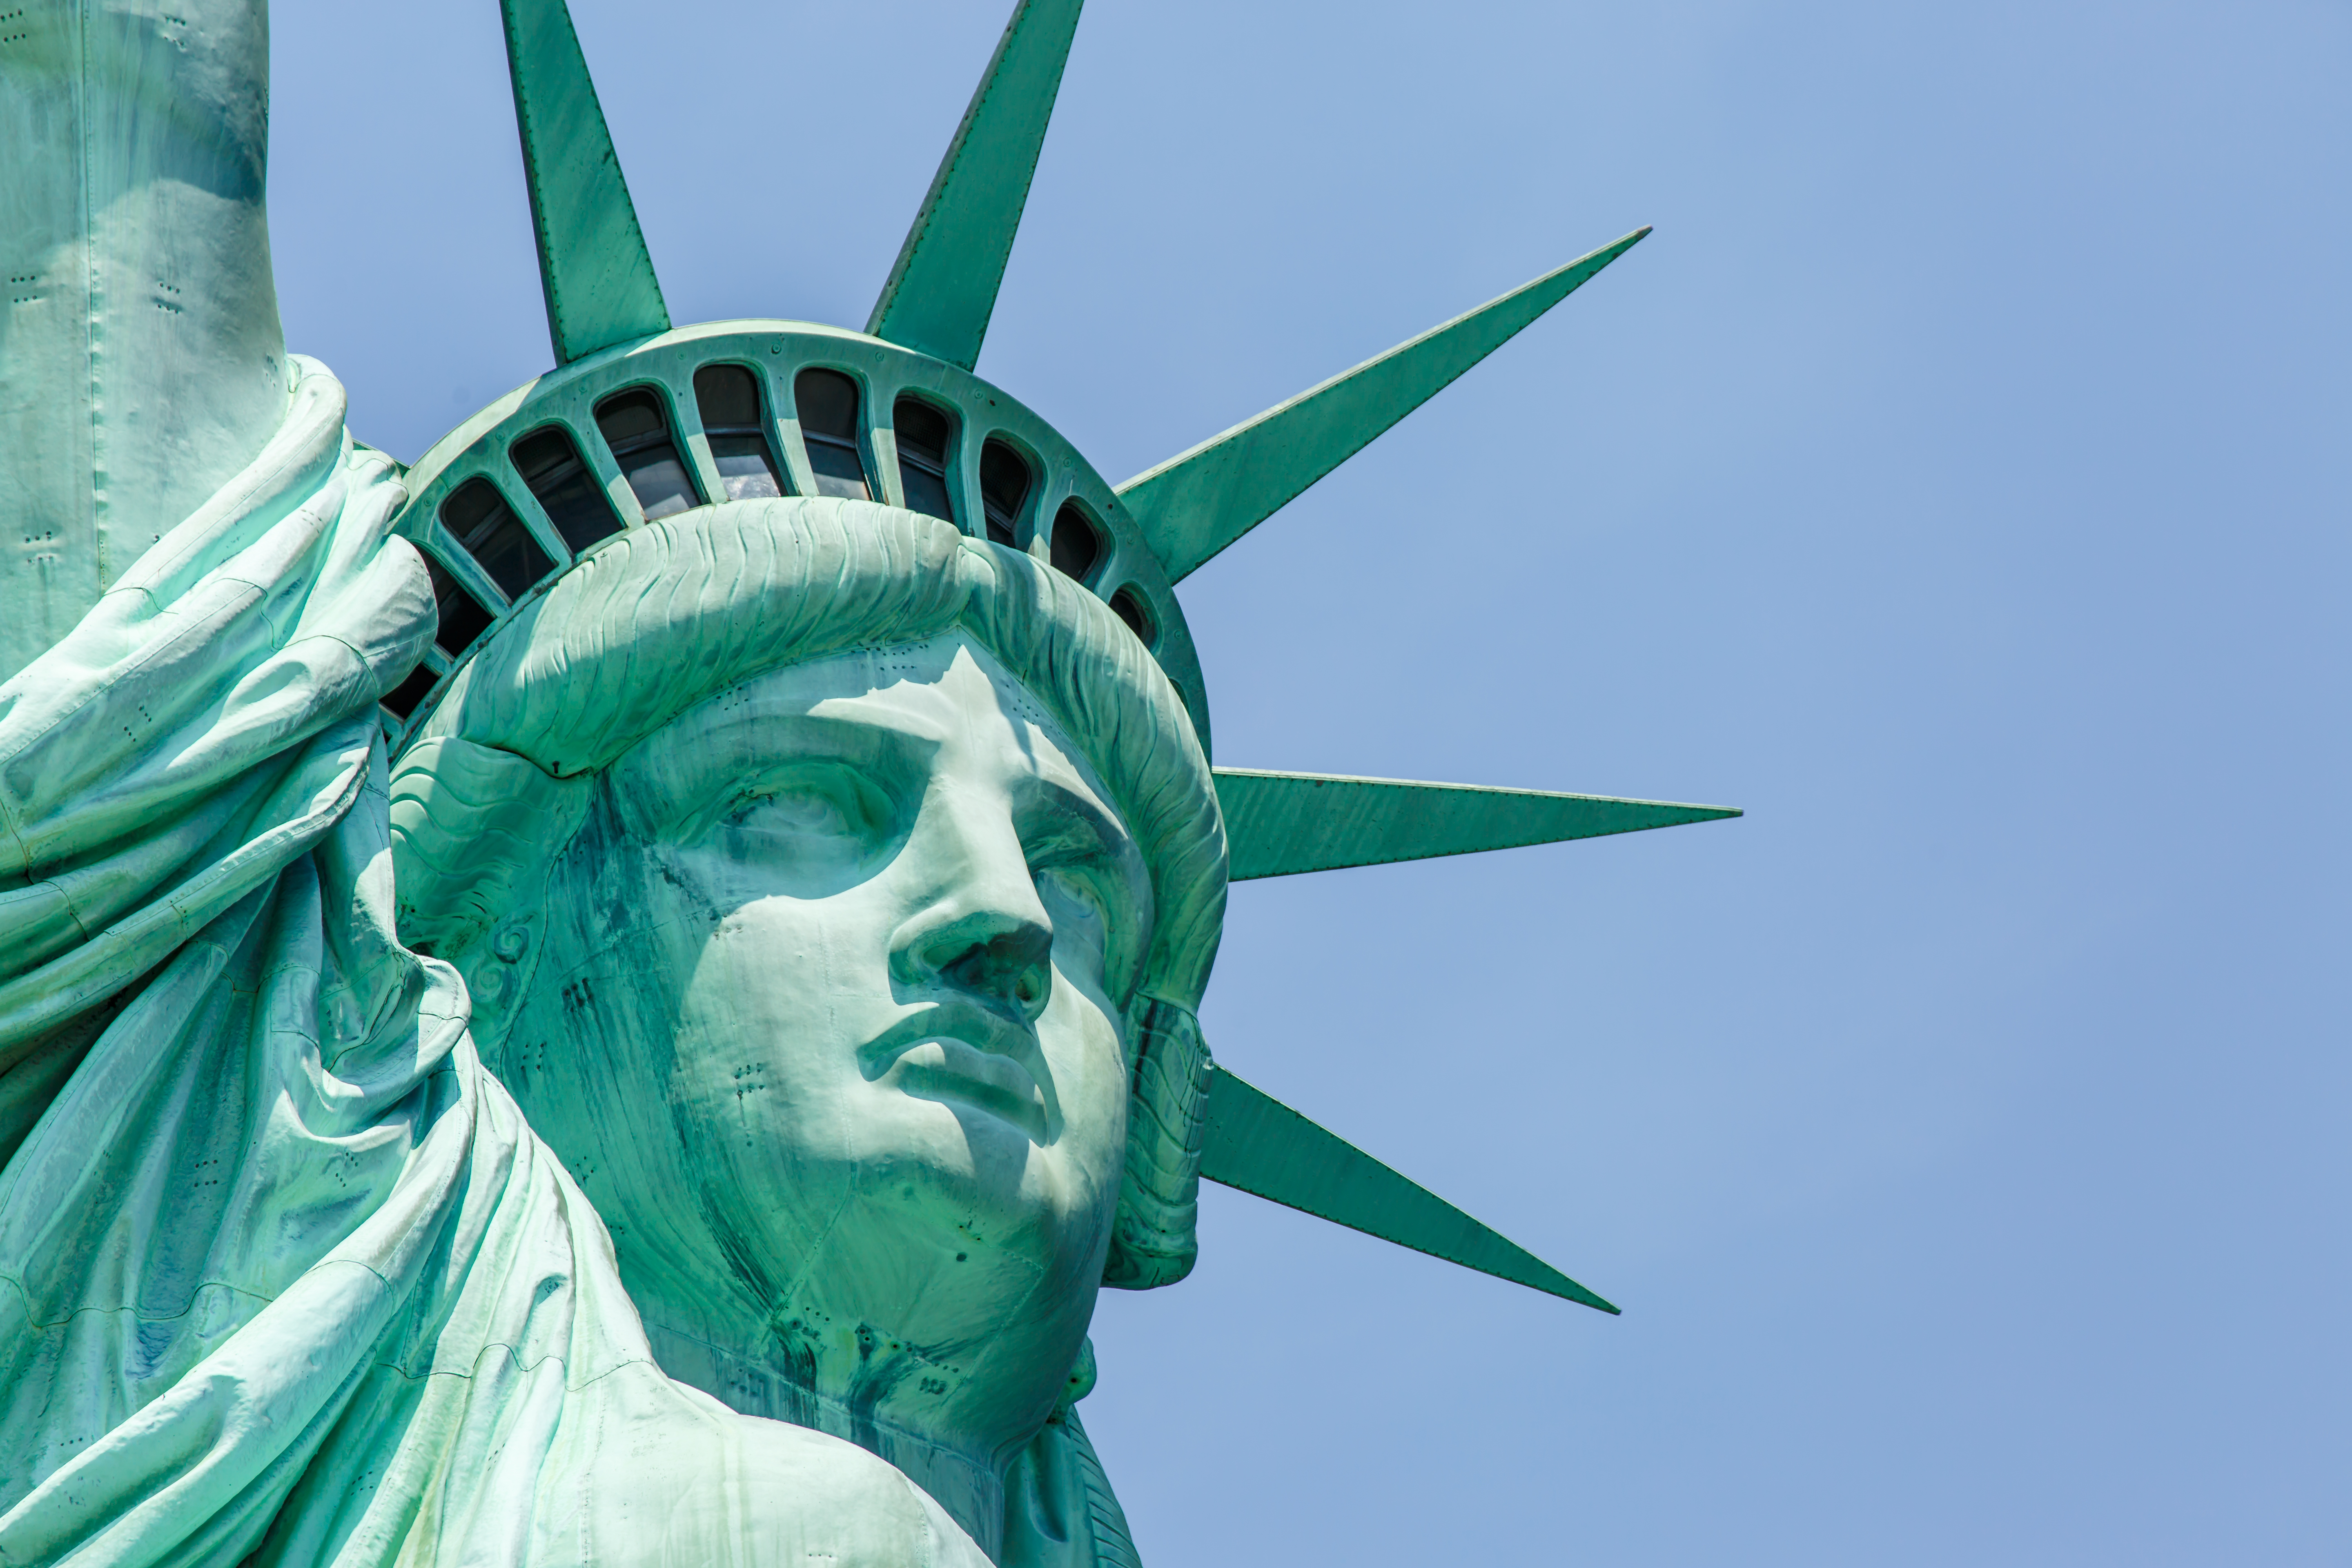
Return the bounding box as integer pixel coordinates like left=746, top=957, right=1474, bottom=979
left=268, top=2, right=2349, bottom=1561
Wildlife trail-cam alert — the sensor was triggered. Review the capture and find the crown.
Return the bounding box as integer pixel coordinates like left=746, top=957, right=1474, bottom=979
left=382, top=0, right=1738, bottom=1315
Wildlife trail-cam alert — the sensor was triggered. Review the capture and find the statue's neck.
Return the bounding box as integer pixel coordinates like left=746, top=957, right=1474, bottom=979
left=639, top=1314, right=1011, bottom=1561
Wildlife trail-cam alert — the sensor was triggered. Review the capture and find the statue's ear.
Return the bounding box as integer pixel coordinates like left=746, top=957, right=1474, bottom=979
left=1102, top=997, right=1208, bottom=1291
left=388, top=734, right=588, bottom=1054
left=389, top=735, right=590, bottom=955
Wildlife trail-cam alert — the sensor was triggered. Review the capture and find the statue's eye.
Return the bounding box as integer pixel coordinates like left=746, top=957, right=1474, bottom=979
left=1021, top=794, right=1148, bottom=993
left=1033, top=856, right=1141, bottom=993
left=731, top=787, right=850, bottom=836
left=1035, top=864, right=1109, bottom=931
left=719, top=764, right=893, bottom=852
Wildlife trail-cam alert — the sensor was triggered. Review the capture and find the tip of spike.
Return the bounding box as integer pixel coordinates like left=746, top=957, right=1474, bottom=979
left=1119, top=223, right=1662, bottom=581
left=1215, top=771, right=1741, bottom=882
left=1202, top=1067, right=1624, bottom=1314
left=1519, top=1255, right=1620, bottom=1315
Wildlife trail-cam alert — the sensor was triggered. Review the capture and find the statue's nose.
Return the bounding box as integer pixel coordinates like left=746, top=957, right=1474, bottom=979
left=904, top=912, right=1054, bottom=1025
left=889, top=798, right=1056, bottom=1024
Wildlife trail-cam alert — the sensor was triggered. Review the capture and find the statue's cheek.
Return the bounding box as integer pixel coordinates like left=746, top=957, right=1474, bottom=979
left=670, top=889, right=906, bottom=1122
left=1034, top=982, right=1131, bottom=1194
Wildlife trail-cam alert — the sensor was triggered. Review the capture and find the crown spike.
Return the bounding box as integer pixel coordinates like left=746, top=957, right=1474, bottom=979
left=501, top=0, right=670, bottom=365
left=1203, top=1067, right=1617, bottom=1312
left=1215, top=768, right=1737, bottom=881
left=1119, top=228, right=1651, bottom=581
left=866, top=0, right=1085, bottom=370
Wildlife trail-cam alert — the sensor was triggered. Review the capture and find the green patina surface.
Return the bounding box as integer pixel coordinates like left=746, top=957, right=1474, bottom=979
left=1117, top=229, right=1650, bottom=581
left=867, top=0, right=1086, bottom=370
left=0, top=0, right=1732, bottom=1561
left=503, top=0, right=670, bottom=363
left=1216, top=768, right=1740, bottom=882
left=1201, top=1069, right=1619, bottom=1313
left=0, top=0, right=289, bottom=682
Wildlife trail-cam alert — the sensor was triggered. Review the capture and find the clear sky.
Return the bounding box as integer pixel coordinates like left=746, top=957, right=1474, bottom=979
left=267, top=2, right=2348, bottom=1562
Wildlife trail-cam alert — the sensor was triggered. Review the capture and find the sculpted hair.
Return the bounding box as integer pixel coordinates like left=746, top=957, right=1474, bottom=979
left=388, top=497, right=1225, bottom=1288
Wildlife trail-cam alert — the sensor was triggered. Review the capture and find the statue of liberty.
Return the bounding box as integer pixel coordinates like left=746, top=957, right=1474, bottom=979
left=0, top=1, right=1735, bottom=1562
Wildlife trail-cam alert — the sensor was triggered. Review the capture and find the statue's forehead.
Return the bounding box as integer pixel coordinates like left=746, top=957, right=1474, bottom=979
left=634, top=633, right=1127, bottom=828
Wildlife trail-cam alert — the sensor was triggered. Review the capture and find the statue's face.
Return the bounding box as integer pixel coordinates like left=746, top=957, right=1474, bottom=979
left=503, top=632, right=1151, bottom=1468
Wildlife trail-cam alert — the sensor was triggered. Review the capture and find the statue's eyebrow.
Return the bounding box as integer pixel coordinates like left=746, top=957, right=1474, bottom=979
left=623, top=710, right=937, bottom=835
left=1021, top=775, right=1147, bottom=891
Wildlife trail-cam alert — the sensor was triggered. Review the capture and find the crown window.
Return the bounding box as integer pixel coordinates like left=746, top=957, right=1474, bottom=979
left=794, top=370, right=871, bottom=500
left=440, top=477, right=552, bottom=602
left=978, top=440, right=1031, bottom=546
left=379, top=664, right=439, bottom=721
left=422, top=550, right=495, bottom=659
left=595, top=388, right=701, bottom=520
left=1110, top=585, right=1155, bottom=647
left=510, top=424, right=621, bottom=553
left=693, top=364, right=786, bottom=501
left=893, top=397, right=958, bottom=525
left=1049, top=501, right=1102, bottom=583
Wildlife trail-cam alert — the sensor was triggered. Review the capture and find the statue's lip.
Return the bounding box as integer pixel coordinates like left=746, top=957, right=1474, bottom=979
left=857, top=1002, right=1052, bottom=1143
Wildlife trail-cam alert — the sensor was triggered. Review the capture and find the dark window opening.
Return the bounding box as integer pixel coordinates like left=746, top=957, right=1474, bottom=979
left=423, top=552, right=495, bottom=658
left=795, top=369, right=871, bottom=500
left=510, top=424, right=621, bottom=553
left=892, top=397, right=957, bottom=525
left=439, top=477, right=552, bottom=601
left=595, top=388, right=701, bottom=520
left=1049, top=502, right=1102, bottom=583
left=380, top=664, right=440, bottom=721
left=1109, top=586, right=1155, bottom=646
left=693, top=363, right=786, bottom=501
left=978, top=440, right=1031, bottom=546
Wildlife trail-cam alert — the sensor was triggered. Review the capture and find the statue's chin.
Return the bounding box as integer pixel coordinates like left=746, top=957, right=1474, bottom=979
left=742, top=1109, right=1097, bottom=1302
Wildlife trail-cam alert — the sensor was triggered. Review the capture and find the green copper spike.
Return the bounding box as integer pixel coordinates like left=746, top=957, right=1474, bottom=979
left=866, top=0, right=1085, bottom=370
left=501, top=0, right=670, bottom=365
left=1202, top=1068, right=1617, bottom=1312
left=1215, top=768, right=1737, bottom=881
left=1118, top=227, right=1651, bottom=581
